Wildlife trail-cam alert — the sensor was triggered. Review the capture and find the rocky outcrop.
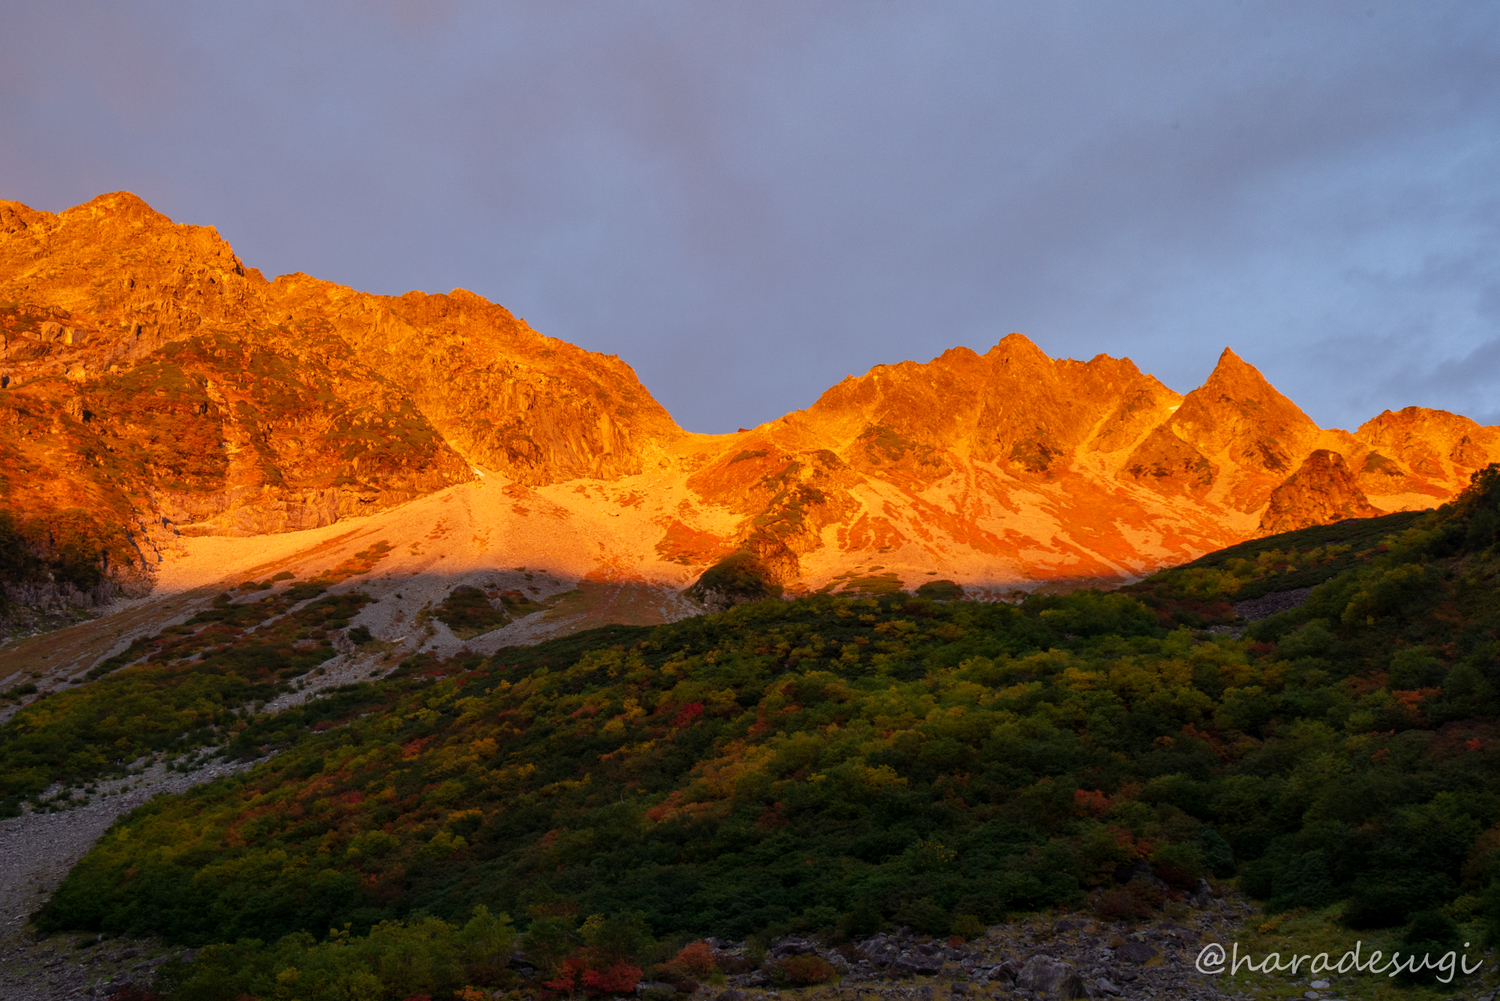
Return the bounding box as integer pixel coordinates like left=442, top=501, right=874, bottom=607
left=1259, top=449, right=1379, bottom=535
left=714, top=903, right=1258, bottom=1000
left=686, top=443, right=863, bottom=583
left=801, top=336, right=1181, bottom=475
left=1123, top=426, right=1216, bottom=493
left=684, top=551, right=785, bottom=610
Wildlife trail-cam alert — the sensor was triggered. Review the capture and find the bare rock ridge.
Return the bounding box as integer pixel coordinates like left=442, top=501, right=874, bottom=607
left=267, top=275, right=682, bottom=483
left=2, top=190, right=1497, bottom=611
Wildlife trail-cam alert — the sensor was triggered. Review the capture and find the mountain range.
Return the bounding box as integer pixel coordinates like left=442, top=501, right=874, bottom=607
left=2, top=191, right=1496, bottom=669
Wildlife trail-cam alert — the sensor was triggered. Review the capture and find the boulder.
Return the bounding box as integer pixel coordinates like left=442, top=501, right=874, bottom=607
left=769, top=937, right=820, bottom=959
left=1015, top=955, right=1088, bottom=1000
left=857, top=935, right=900, bottom=967
left=982, top=960, right=1020, bottom=984
left=891, top=954, right=944, bottom=978
left=1114, top=941, right=1159, bottom=964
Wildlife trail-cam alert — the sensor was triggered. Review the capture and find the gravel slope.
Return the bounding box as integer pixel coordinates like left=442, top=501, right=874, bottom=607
left=0, top=758, right=256, bottom=1000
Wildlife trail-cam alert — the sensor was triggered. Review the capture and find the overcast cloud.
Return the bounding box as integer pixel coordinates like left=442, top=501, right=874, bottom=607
left=2, top=2, right=1497, bottom=433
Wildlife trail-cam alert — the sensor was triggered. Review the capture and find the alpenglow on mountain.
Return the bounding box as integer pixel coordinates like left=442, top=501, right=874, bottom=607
left=2, top=192, right=1496, bottom=659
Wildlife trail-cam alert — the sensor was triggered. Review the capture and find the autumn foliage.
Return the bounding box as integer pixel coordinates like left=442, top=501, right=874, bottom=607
left=15, top=467, right=1500, bottom=993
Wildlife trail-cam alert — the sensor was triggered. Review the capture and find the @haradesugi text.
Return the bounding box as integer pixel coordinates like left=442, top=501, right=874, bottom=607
left=1195, top=940, right=1484, bottom=984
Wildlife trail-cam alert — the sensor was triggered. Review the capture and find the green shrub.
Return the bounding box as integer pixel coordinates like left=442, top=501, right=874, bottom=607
left=949, top=913, right=985, bottom=940
left=161, top=906, right=516, bottom=1001
left=915, top=579, right=964, bottom=601
left=435, top=586, right=508, bottom=639
left=687, top=550, right=783, bottom=604
left=1394, top=910, right=1462, bottom=985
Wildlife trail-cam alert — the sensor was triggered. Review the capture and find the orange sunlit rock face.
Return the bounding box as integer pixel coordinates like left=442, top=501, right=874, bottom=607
left=2, top=191, right=1496, bottom=612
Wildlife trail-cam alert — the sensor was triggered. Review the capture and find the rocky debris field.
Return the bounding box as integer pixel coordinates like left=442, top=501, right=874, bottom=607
left=694, top=901, right=1486, bottom=1001
left=1232, top=587, right=1313, bottom=622
left=0, top=757, right=255, bottom=1001
left=0, top=933, right=192, bottom=1001
left=710, top=903, right=1247, bottom=1001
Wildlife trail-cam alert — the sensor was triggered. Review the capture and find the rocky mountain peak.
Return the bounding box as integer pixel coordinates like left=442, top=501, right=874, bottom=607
left=1173, top=347, right=1317, bottom=441
left=985, top=331, right=1055, bottom=372
left=67, top=190, right=172, bottom=226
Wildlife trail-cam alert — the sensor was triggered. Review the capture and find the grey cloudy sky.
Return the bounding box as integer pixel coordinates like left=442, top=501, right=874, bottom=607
left=2, top=2, right=1498, bottom=434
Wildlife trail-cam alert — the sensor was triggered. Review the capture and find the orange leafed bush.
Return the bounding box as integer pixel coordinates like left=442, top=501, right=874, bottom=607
left=648, top=941, right=718, bottom=993
left=1073, top=788, right=1110, bottom=816
left=674, top=941, right=718, bottom=978
left=778, top=955, right=836, bottom=985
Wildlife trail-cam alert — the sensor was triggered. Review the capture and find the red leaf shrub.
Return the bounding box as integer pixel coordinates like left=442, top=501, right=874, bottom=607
left=545, top=956, right=642, bottom=998
left=544, top=956, right=589, bottom=995
left=583, top=963, right=643, bottom=996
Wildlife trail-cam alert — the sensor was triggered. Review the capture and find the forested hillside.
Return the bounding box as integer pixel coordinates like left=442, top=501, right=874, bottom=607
left=10, top=468, right=1500, bottom=999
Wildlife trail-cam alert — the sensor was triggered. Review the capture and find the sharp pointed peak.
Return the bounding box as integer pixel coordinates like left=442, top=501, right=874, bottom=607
left=1211, top=345, right=1254, bottom=370
left=1199, top=346, right=1278, bottom=391
left=1176, top=344, right=1322, bottom=434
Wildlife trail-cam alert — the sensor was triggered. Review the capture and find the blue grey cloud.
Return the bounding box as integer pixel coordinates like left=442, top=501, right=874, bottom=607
left=1, top=2, right=1497, bottom=433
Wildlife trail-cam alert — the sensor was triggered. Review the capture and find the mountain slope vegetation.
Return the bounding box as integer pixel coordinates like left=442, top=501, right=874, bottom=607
left=12, top=467, right=1500, bottom=998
